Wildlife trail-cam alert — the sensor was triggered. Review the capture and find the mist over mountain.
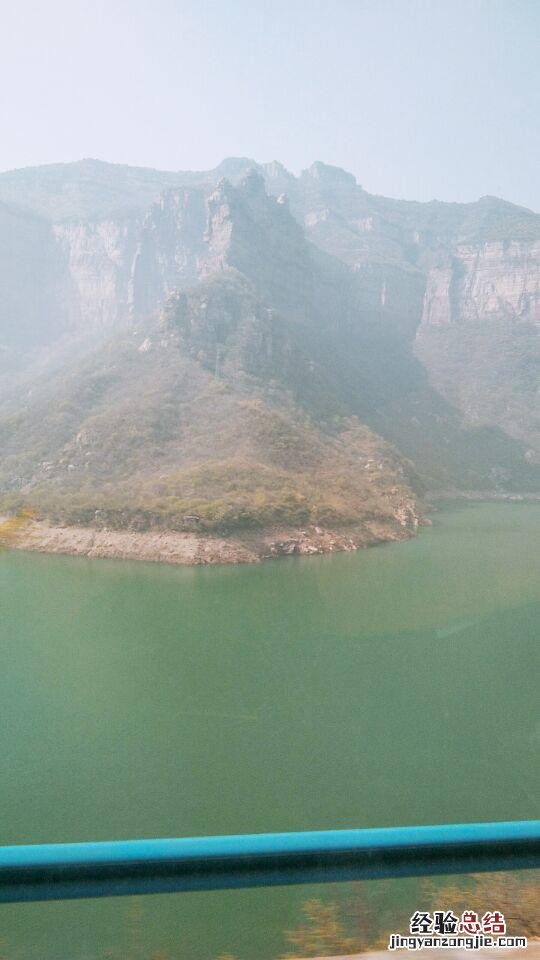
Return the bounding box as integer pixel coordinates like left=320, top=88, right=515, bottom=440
left=1, top=157, right=538, bottom=553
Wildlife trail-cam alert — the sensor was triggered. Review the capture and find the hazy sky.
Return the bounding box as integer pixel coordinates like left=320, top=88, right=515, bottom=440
left=1, top=0, right=538, bottom=209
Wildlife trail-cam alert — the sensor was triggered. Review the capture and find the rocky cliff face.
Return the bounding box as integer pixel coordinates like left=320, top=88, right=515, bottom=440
left=46, top=187, right=211, bottom=342
left=52, top=215, right=142, bottom=333
left=130, top=188, right=208, bottom=318
left=416, top=240, right=540, bottom=454
left=0, top=168, right=321, bottom=371
left=202, top=172, right=312, bottom=319
left=420, top=240, right=540, bottom=327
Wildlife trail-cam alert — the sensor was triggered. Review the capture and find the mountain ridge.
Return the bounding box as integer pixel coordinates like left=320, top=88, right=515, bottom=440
left=1, top=157, right=538, bottom=561
left=1, top=155, right=537, bottom=221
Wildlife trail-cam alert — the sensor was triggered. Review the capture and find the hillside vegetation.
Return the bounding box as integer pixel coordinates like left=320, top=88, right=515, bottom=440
left=0, top=312, right=418, bottom=534
left=1, top=159, right=539, bottom=548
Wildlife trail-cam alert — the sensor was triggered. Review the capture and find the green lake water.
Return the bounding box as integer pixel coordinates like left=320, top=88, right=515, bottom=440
left=0, top=502, right=539, bottom=958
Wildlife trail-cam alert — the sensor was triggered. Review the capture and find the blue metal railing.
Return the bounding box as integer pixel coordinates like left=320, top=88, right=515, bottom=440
left=0, top=820, right=538, bottom=903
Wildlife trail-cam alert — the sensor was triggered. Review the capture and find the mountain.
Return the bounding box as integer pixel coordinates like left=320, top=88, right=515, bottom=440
left=0, top=158, right=538, bottom=560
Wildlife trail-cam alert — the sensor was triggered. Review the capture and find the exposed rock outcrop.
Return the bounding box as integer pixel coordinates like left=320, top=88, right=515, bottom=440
left=416, top=240, right=540, bottom=452
left=9, top=516, right=419, bottom=566
left=420, top=241, right=540, bottom=328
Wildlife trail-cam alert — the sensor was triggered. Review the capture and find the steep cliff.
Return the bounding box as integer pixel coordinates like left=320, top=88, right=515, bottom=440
left=416, top=239, right=540, bottom=457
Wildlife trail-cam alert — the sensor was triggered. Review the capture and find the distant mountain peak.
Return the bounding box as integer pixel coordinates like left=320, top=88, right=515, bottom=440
left=237, top=167, right=267, bottom=195
left=304, top=161, right=358, bottom=187
left=261, top=160, right=292, bottom=179
left=213, top=157, right=258, bottom=178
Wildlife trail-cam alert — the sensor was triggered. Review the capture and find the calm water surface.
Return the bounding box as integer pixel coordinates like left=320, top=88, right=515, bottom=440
left=0, top=502, right=539, bottom=958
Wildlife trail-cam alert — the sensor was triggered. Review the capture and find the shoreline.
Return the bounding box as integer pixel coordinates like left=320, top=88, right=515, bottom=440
left=7, top=516, right=419, bottom=566
left=427, top=489, right=540, bottom=503
left=8, top=496, right=540, bottom=567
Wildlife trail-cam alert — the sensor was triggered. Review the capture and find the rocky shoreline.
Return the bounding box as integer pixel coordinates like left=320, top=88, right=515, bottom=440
left=428, top=489, right=540, bottom=503
left=7, top=516, right=419, bottom=566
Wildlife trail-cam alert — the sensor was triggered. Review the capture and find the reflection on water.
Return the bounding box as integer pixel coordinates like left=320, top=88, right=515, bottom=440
left=0, top=503, right=539, bottom=959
